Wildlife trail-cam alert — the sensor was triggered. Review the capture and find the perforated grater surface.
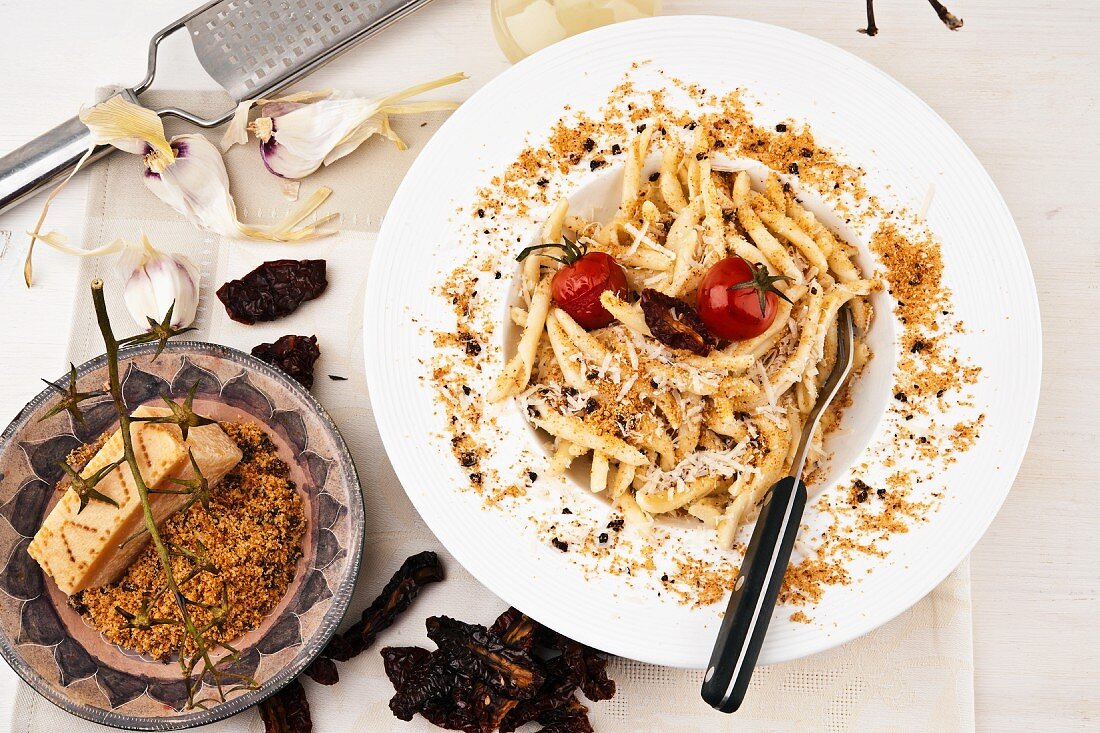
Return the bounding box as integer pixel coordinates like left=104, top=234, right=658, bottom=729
left=188, top=0, right=418, bottom=104
left=0, top=0, right=434, bottom=214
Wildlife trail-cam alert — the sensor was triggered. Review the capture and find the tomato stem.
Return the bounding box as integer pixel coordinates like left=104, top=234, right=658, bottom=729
left=727, top=260, right=794, bottom=317
left=515, top=237, right=588, bottom=265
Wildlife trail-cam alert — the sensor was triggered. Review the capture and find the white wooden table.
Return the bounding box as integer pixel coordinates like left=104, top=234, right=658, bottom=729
left=0, top=1, right=1095, bottom=730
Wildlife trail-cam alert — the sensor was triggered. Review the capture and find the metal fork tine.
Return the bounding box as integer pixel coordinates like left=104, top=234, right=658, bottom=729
left=789, top=304, right=855, bottom=479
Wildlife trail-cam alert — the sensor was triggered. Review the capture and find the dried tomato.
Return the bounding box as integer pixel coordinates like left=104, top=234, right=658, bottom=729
left=217, top=259, right=327, bottom=324
left=252, top=335, right=320, bottom=389
left=552, top=634, right=615, bottom=702
left=303, top=656, right=339, bottom=685
left=535, top=716, right=595, bottom=733
left=384, top=607, right=613, bottom=733
left=426, top=615, right=545, bottom=699
left=342, top=551, right=445, bottom=657
left=639, top=288, right=716, bottom=356
left=259, top=678, right=313, bottom=733
left=389, top=651, right=460, bottom=722
left=382, top=645, right=433, bottom=688
left=488, top=608, right=537, bottom=653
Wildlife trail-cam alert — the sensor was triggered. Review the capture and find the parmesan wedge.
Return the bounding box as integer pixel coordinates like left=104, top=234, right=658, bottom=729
left=29, top=405, right=243, bottom=595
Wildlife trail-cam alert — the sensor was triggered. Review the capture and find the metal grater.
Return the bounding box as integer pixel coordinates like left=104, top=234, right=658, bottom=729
left=0, top=0, right=433, bottom=214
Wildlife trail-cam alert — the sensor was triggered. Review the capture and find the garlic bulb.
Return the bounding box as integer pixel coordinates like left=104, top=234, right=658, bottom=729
left=80, top=95, right=335, bottom=241
left=118, top=235, right=201, bottom=329
left=221, top=72, right=466, bottom=179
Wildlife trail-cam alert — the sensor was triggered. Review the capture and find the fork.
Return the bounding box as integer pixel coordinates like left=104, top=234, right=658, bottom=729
left=701, top=304, right=855, bottom=713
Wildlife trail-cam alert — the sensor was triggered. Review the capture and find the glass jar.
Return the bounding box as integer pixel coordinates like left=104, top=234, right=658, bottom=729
left=491, top=0, right=661, bottom=63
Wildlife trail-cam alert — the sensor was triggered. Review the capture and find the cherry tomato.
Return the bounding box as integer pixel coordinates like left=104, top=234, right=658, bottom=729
left=517, top=240, right=628, bottom=329
left=696, top=257, right=792, bottom=341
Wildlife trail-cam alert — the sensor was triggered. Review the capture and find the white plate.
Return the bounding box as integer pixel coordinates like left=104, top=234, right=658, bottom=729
left=364, top=16, right=1040, bottom=667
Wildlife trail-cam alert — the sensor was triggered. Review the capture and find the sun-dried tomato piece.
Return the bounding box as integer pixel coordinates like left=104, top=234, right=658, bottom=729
left=536, top=715, right=595, bottom=733
left=552, top=634, right=616, bottom=702
left=390, top=650, right=460, bottom=722
left=489, top=607, right=538, bottom=653
left=259, top=678, right=312, bottom=733
left=217, top=259, right=327, bottom=324
left=383, top=605, right=613, bottom=733
left=252, top=335, right=321, bottom=389
left=307, top=551, right=443, bottom=684
left=639, top=288, right=716, bottom=355
left=318, top=633, right=355, bottom=663
left=498, top=675, right=581, bottom=733
left=343, top=551, right=445, bottom=657
left=426, top=615, right=545, bottom=700
left=382, top=645, right=433, bottom=688
left=303, top=656, right=339, bottom=685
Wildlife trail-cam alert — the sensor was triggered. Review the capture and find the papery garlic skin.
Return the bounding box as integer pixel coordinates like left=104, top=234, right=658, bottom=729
left=118, top=235, right=201, bottom=329
left=248, top=72, right=467, bottom=179
left=81, top=95, right=335, bottom=242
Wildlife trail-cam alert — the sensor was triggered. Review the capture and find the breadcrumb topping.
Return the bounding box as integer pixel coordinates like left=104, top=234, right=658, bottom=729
left=71, top=423, right=305, bottom=660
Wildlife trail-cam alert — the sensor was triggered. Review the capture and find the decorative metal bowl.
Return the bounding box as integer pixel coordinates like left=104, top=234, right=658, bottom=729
left=0, top=342, right=364, bottom=729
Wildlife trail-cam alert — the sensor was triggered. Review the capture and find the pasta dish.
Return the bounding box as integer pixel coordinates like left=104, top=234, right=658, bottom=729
left=491, top=125, right=878, bottom=547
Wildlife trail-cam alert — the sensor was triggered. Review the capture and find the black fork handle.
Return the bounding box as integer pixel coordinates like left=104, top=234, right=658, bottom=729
left=701, top=475, right=807, bottom=713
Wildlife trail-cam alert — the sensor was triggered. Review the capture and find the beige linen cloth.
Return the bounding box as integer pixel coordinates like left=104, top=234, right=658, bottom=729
left=10, top=91, right=974, bottom=732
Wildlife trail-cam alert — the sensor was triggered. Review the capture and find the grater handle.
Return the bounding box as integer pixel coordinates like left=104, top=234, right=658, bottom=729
left=0, top=113, right=114, bottom=217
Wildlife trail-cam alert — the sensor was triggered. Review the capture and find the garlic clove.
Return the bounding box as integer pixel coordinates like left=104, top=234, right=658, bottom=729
left=143, top=133, right=335, bottom=242
left=118, top=235, right=201, bottom=330
left=254, top=97, right=377, bottom=179
left=143, top=134, right=241, bottom=238
left=220, top=89, right=334, bottom=152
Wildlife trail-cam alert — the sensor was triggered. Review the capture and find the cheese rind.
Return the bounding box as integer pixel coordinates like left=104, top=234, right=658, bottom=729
left=28, top=406, right=243, bottom=595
